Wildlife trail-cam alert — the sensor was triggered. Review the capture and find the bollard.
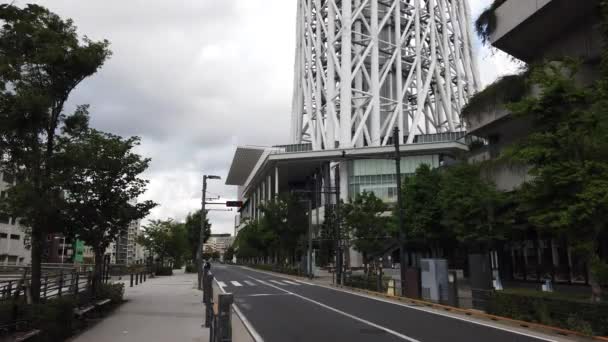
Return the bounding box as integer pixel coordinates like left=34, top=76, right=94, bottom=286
left=144, top=272, right=147, bottom=282
left=58, top=271, right=64, bottom=297
left=215, top=293, right=233, bottom=342
left=130, top=273, right=134, bottom=287
left=203, top=272, right=214, bottom=328
left=135, top=272, right=139, bottom=285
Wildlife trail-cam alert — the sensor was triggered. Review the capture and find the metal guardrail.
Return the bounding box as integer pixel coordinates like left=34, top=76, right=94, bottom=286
left=0, top=270, right=93, bottom=302
left=202, top=270, right=233, bottom=342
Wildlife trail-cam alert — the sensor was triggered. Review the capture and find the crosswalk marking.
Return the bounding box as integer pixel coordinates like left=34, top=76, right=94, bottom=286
left=256, top=280, right=270, bottom=285
left=269, top=280, right=286, bottom=285
left=282, top=280, right=300, bottom=286
left=217, top=281, right=227, bottom=287
left=231, top=281, right=243, bottom=287
left=244, top=280, right=256, bottom=286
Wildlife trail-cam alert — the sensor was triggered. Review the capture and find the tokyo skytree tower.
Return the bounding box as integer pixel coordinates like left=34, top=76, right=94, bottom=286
left=291, top=0, right=480, bottom=149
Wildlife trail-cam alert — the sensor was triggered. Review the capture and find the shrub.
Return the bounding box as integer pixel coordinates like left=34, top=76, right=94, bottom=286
left=96, top=283, right=125, bottom=304
left=486, top=290, right=608, bottom=336
left=155, top=266, right=173, bottom=276
left=23, top=297, right=77, bottom=342
left=344, top=274, right=391, bottom=292
left=185, top=263, right=196, bottom=273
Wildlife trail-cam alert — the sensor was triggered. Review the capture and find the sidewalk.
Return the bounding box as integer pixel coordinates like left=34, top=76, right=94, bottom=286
left=70, top=269, right=209, bottom=342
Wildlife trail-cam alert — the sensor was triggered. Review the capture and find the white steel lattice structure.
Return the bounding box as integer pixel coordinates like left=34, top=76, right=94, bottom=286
left=291, top=0, right=481, bottom=149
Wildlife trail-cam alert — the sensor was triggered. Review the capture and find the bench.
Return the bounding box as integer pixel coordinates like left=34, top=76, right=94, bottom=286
left=0, top=321, right=41, bottom=342
left=14, top=329, right=41, bottom=342
left=95, top=299, right=111, bottom=307
left=73, top=305, right=95, bottom=318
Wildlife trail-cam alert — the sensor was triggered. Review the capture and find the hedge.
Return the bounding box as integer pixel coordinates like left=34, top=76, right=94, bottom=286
left=0, top=283, right=125, bottom=341
left=486, top=290, right=608, bottom=336
left=185, top=263, right=196, bottom=273
left=155, top=266, right=173, bottom=276
left=344, top=274, right=391, bottom=293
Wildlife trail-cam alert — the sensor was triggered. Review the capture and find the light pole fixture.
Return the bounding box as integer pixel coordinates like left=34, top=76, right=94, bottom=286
left=198, top=174, right=221, bottom=290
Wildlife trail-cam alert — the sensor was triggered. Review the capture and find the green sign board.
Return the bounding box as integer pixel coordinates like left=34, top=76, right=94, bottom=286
left=73, top=239, right=85, bottom=263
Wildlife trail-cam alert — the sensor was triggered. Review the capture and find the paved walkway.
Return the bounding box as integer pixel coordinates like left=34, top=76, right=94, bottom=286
left=70, top=269, right=209, bottom=342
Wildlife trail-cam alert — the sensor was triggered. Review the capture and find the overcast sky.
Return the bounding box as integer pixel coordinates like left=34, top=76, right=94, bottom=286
left=22, top=0, right=519, bottom=235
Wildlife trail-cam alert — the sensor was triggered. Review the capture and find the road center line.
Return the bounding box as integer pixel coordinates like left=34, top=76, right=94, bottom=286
left=246, top=276, right=420, bottom=342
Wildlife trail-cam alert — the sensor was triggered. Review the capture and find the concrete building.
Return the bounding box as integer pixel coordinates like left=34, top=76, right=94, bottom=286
left=0, top=174, right=30, bottom=265
left=462, top=0, right=603, bottom=284
left=465, top=0, right=602, bottom=191
left=227, top=139, right=467, bottom=267
left=113, top=219, right=143, bottom=265
left=203, top=233, right=234, bottom=256
left=228, top=0, right=479, bottom=268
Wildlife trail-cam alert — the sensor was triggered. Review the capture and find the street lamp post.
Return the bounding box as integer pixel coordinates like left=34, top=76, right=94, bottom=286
left=198, top=174, right=221, bottom=290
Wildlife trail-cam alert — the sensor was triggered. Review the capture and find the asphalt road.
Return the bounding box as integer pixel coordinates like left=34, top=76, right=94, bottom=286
left=211, top=264, right=559, bottom=342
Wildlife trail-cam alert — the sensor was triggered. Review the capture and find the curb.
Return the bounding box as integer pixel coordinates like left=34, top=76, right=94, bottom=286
left=240, top=265, right=607, bottom=342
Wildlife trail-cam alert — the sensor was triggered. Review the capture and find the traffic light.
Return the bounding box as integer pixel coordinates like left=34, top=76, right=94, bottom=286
left=225, top=201, right=243, bottom=208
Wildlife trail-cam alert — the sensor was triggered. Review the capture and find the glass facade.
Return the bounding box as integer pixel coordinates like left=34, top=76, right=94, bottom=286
left=348, top=155, right=440, bottom=202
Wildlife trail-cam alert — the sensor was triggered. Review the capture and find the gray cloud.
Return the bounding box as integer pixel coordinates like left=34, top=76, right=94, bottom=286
left=23, top=0, right=516, bottom=234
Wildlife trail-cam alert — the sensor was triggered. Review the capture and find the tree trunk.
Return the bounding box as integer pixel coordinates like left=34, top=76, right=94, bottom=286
left=93, top=248, right=104, bottom=297
left=29, top=226, right=45, bottom=303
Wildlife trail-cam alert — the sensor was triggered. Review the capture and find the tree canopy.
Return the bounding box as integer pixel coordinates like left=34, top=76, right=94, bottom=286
left=0, top=3, right=111, bottom=301
left=342, top=191, right=388, bottom=265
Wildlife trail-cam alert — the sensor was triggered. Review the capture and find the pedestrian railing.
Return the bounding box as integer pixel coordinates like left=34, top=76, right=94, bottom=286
left=202, top=270, right=233, bottom=342
left=0, top=270, right=93, bottom=302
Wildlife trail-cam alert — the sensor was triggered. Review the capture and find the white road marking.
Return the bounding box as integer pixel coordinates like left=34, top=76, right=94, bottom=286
left=233, top=302, right=265, bottom=342
left=241, top=265, right=557, bottom=341
left=314, top=284, right=558, bottom=342
left=244, top=280, right=257, bottom=286
left=256, top=279, right=270, bottom=285
left=214, top=278, right=264, bottom=342
left=217, top=281, right=227, bottom=288
left=231, top=281, right=243, bottom=287
left=247, top=276, right=420, bottom=342
left=282, top=280, right=300, bottom=286
left=295, top=280, right=315, bottom=285
left=269, top=280, right=286, bottom=285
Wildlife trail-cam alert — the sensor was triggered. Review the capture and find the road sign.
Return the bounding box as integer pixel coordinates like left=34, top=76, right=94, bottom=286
left=225, top=201, right=243, bottom=208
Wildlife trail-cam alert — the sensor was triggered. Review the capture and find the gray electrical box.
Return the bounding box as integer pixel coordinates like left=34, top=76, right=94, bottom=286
left=420, top=258, right=449, bottom=302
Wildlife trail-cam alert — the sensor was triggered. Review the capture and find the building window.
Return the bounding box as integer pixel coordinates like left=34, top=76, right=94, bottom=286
left=0, top=233, right=7, bottom=239
left=10, top=234, right=19, bottom=240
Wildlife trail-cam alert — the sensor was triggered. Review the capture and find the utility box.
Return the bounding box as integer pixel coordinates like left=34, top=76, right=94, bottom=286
left=420, top=258, right=449, bottom=302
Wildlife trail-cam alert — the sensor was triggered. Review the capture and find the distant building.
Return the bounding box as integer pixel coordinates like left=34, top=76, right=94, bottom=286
left=113, top=219, right=142, bottom=265
left=203, top=234, right=234, bottom=256
left=0, top=174, right=30, bottom=265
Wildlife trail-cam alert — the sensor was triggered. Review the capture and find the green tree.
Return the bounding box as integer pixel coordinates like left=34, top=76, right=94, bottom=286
left=0, top=4, right=111, bottom=301
left=342, top=192, right=388, bottom=269
left=224, top=246, right=235, bottom=262
left=234, top=219, right=265, bottom=260
left=60, top=129, right=156, bottom=291
left=138, top=219, right=172, bottom=267
left=167, top=223, right=188, bottom=268
left=184, top=210, right=211, bottom=262
left=505, top=61, right=608, bottom=301
left=400, top=164, right=449, bottom=250
left=438, top=163, right=509, bottom=250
